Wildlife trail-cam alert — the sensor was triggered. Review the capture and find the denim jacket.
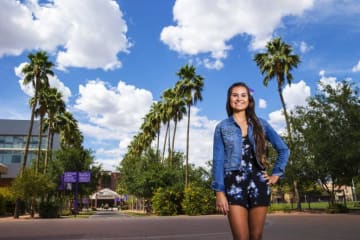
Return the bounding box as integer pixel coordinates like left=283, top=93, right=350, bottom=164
left=211, top=116, right=290, bottom=192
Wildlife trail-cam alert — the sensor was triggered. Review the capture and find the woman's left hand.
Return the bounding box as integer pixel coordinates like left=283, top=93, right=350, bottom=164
left=262, top=171, right=280, bottom=185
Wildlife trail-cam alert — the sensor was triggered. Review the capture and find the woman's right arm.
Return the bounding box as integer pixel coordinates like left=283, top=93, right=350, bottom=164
left=211, top=124, right=229, bottom=214
left=211, top=124, right=225, bottom=192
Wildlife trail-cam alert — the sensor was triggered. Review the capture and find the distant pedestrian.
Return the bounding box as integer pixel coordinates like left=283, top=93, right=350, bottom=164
left=211, top=82, right=290, bottom=240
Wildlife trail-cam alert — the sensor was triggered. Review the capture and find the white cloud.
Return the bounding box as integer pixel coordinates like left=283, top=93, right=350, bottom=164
left=0, top=0, right=131, bottom=70
left=267, top=80, right=311, bottom=135
left=268, top=109, right=287, bottom=135
left=15, top=62, right=72, bottom=103
left=73, top=80, right=154, bottom=170
left=352, top=60, right=360, bottom=72
left=258, top=98, right=267, bottom=109
left=283, top=80, right=311, bottom=110
left=318, top=70, right=338, bottom=91
left=161, top=0, right=314, bottom=69
left=74, top=80, right=153, bottom=137
left=298, top=41, right=313, bottom=53
left=202, top=58, right=224, bottom=70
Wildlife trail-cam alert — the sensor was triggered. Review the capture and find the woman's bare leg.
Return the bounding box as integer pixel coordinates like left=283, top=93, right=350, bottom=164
left=228, top=205, right=249, bottom=240
left=248, top=206, right=268, bottom=240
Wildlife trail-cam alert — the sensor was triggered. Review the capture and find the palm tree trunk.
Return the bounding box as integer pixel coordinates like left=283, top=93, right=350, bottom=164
left=162, top=121, right=170, bottom=162
left=171, top=118, right=178, bottom=166
left=185, top=104, right=191, bottom=188
left=36, top=116, right=43, bottom=174
left=44, top=129, right=51, bottom=174
left=156, top=123, right=160, bottom=160
left=30, top=196, right=35, bottom=218
left=277, top=81, right=301, bottom=210
left=21, top=102, right=36, bottom=175
left=278, top=85, right=292, bottom=142
left=50, top=131, right=55, bottom=152
left=167, top=122, right=171, bottom=162
left=16, top=80, right=38, bottom=219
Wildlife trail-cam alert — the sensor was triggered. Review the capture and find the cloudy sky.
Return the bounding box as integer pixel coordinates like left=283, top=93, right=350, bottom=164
left=0, top=0, right=359, bottom=171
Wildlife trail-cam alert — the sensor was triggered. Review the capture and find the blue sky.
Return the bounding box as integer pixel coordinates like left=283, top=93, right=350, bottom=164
left=0, top=0, right=359, bottom=171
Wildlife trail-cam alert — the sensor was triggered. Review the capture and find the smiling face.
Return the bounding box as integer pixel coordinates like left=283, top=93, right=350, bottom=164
left=229, top=86, right=249, bottom=113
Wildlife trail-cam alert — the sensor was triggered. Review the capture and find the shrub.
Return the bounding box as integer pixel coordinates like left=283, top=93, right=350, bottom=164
left=39, top=202, right=60, bottom=218
left=182, top=184, right=216, bottom=215
left=152, top=187, right=183, bottom=216
left=326, top=203, right=349, bottom=214
left=0, top=187, right=14, bottom=216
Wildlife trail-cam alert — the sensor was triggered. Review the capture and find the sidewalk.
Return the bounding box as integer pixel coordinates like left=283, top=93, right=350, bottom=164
left=0, top=214, right=39, bottom=221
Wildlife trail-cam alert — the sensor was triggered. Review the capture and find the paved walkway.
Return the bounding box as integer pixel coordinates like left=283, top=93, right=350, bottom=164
left=0, top=212, right=359, bottom=239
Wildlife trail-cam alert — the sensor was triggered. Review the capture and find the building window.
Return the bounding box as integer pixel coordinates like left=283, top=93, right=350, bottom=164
left=12, top=155, right=21, bottom=163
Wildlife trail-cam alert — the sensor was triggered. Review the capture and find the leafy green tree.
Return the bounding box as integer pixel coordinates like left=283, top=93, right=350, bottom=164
left=11, top=168, right=55, bottom=217
left=119, top=148, right=184, bottom=200
left=292, top=80, right=360, bottom=206
left=47, top=147, right=97, bottom=213
left=281, top=119, right=318, bottom=206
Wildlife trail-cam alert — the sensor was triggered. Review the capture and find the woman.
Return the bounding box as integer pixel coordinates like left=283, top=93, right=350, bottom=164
left=211, top=82, right=290, bottom=240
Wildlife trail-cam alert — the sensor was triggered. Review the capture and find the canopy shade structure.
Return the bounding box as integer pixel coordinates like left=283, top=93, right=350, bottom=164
left=90, top=188, right=121, bottom=200
left=89, top=188, right=122, bottom=209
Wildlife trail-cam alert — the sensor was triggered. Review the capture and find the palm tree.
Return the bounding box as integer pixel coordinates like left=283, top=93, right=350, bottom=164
left=59, top=111, right=83, bottom=149
left=148, top=102, right=162, bottom=159
left=160, top=91, right=172, bottom=162
left=20, top=51, right=54, bottom=176
left=31, top=87, right=49, bottom=174
left=253, top=37, right=301, bottom=209
left=175, top=64, right=204, bottom=187
left=42, top=88, right=65, bottom=173
left=253, top=37, right=300, bottom=142
left=163, top=87, right=187, bottom=165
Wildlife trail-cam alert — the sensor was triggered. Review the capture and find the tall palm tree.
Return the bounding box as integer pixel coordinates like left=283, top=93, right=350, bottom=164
left=59, top=111, right=83, bottom=149
left=148, top=102, right=162, bottom=158
left=163, top=87, right=187, bottom=165
left=20, top=51, right=54, bottom=175
left=31, top=87, right=49, bottom=174
left=139, top=113, right=157, bottom=152
left=175, top=64, right=204, bottom=187
left=42, top=88, right=65, bottom=173
left=254, top=37, right=301, bottom=209
left=160, top=91, right=172, bottom=162
left=253, top=37, right=300, bottom=142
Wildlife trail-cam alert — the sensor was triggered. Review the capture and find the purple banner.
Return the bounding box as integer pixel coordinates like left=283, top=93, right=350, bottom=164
left=79, top=171, right=91, bottom=183
left=64, top=172, right=77, bottom=183
left=63, top=171, right=91, bottom=183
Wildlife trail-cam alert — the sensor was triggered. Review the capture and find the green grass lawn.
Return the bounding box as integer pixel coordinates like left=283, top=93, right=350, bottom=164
left=269, top=201, right=360, bottom=212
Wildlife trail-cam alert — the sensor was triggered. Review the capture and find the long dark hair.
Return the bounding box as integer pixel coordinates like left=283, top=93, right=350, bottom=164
left=226, top=82, right=267, bottom=166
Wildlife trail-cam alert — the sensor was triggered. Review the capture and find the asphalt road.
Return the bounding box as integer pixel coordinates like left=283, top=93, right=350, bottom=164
left=0, top=211, right=359, bottom=240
